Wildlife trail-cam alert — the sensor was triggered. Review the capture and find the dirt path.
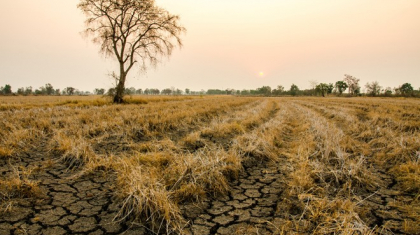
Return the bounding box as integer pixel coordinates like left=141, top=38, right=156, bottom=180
left=183, top=158, right=286, bottom=235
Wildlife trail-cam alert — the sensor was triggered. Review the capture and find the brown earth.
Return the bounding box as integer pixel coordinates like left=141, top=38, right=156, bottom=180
left=1, top=153, right=288, bottom=235
left=1, top=150, right=418, bottom=234
left=0, top=151, right=146, bottom=235
left=182, top=157, right=285, bottom=235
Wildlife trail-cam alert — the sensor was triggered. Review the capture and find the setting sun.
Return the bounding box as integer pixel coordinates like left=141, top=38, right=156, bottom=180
left=259, top=71, right=264, bottom=77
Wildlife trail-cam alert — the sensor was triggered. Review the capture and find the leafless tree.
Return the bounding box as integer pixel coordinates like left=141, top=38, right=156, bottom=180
left=78, top=0, right=185, bottom=103
left=343, top=74, right=360, bottom=96
left=309, top=80, right=318, bottom=96
left=365, top=81, right=382, bottom=96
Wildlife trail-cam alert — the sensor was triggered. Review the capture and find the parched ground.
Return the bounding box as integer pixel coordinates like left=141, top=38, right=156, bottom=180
left=183, top=158, right=285, bottom=235
left=0, top=148, right=147, bottom=235
left=0, top=96, right=419, bottom=234
left=1, top=154, right=416, bottom=235
left=2, top=156, right=285, bottom=235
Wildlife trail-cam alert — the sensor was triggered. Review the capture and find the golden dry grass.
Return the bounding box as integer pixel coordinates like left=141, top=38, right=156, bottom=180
left=1, top=95, right=419, bottom=234
left=0, top=166, right=41, bottom=212
left=272, top=97, right=419, bottom=234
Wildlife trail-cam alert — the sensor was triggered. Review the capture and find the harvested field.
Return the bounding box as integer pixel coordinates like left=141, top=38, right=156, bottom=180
left=0, top=96, right=419, bottom=234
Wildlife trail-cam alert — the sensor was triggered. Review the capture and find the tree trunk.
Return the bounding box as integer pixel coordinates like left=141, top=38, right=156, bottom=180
left=113, top=71, right=126, bottom=103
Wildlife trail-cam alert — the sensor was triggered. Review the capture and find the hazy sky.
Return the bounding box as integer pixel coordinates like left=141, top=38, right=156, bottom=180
left=1, top=0, right=419, bottom=92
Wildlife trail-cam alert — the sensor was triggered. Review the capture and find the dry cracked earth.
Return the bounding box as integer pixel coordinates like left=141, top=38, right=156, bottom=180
left=0, top=151, right=416, bottom=234
left=0, top=151, right=147, bottom=235
left=182, top=158, right=285, bottom=235
left=1, top=149, right=288, bottom=235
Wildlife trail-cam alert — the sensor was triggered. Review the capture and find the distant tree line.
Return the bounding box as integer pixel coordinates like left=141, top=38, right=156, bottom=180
left=1, top=75, right=418, bottom=97
left=0, top=83, right=93, bottom=96
left=237, top=74, right=419, bottom=97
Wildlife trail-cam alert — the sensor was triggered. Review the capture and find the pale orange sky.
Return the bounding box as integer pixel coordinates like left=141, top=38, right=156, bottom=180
left=0, top=0, right=419, bottom=92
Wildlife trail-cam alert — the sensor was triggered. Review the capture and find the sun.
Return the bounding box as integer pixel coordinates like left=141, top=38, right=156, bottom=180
left=259, top=71, right=264, bottom=77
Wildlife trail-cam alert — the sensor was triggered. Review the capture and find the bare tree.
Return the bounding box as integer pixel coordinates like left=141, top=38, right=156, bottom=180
left=78, top=0, right=185, bottom=103
left=365, top=81, right=382, bottom=96
left=309, top=80, right=318, bottom=96
left=343, top=74, right=360, bottom=96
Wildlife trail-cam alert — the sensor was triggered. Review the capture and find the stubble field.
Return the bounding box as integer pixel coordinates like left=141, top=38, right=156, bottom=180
left=0, top=95, right=419, bottom=235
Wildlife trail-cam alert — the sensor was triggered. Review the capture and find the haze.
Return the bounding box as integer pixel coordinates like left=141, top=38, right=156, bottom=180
left=1, top=0, right=419, bottom=92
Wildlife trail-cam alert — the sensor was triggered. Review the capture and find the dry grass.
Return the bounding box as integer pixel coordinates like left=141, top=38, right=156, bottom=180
left=272, top=97, right=420, bottom=234
left=0, top=166, right=40, bottom=212
left=0, top=95, right=260, bottom=233
left=1, top=95, right=419, bottom=234
left=0, top=95, right=198, bottom=111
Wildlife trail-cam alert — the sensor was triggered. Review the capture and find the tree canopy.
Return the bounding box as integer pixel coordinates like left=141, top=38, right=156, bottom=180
left=78, top=0, right=185, bottom=103
left=400, top=83, right=414, bottom=96
left=290, top=84, right=299, bottom=96
left=316, top=83, right=333, bottom=97
left=335, top=81, right=348, bottom=96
